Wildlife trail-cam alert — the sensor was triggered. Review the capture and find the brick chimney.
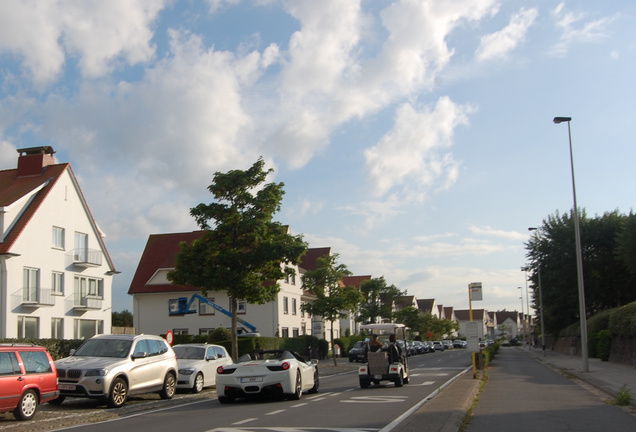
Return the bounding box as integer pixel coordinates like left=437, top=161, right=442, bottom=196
left=16, top=146, right=56, bottom=178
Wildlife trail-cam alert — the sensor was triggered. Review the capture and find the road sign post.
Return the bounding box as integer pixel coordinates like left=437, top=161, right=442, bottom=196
left=468, top=282, right=482, bottom=378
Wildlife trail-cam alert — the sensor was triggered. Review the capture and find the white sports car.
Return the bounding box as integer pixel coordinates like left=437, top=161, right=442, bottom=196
left=216, top=350, right=319, bottom=403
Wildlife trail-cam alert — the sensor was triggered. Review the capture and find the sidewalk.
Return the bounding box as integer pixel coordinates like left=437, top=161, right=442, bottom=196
left=391, top=347, right=636, bottom=432
left=527, top=347, right=636, bottom=403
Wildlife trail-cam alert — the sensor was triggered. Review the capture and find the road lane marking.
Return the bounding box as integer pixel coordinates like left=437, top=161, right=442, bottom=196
left=265, top=409, right=286, bottom=416
left=231, top=417, right=257, bottom=425
left=291, top=403, right=308, bottom=408
left=341, top=395, right=408, bottom=404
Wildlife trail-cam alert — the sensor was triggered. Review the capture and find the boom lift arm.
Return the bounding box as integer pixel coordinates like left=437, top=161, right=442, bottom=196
left=169, top=293, right=258, bottom=333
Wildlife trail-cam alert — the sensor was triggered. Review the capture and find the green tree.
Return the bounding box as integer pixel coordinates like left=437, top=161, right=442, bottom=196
left=525, top=210, right=636, bottom=336
left=112, top=310, right=133, bottom=327
left=394, top=306, right=423, bottom=331
left=357, top=277, right=405, bottom=323
left=301, top=254, right=363, bottom=366
left=168, top=157, right=307, bottom=359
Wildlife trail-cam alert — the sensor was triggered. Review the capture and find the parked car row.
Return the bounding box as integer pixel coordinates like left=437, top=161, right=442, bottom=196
left=2, top=333, right=323, bottom=422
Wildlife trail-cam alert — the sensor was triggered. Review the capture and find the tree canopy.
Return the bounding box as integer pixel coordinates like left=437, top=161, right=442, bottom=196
left=357, top=276, right=405, bottom=324
left=168, top=157, right=307, bottom=359
left=301, top=254, right=363, bottom=365
left=525, top=210, right=636, bottom=336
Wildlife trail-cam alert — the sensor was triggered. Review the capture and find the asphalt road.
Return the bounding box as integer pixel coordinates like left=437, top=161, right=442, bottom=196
left=0, top=349, right=472, bottom=432
left=467, top=348, right=636, bottom=432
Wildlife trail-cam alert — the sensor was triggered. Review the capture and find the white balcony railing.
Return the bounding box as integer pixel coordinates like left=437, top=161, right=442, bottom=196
left=66, top=248, right=102, bottom=267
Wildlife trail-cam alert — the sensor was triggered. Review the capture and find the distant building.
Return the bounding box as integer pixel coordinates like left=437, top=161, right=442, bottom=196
left=128, top=230, right=309, bottom=338
left=0, top=146, right=117, bottom=339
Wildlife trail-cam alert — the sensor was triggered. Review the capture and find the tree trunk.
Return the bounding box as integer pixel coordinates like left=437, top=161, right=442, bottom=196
left=330, top=320, right=338, bottom=366
left=231, top=296, right=239, bottom=361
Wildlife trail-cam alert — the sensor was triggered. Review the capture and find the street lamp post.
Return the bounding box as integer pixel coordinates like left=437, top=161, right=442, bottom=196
left=518, top=287, right=525, bottom=345
left=528, top=227, right=546, bottom=356
left=553, top=116, right=588, bottom=372
left=521, top=266, right=531, bottom=350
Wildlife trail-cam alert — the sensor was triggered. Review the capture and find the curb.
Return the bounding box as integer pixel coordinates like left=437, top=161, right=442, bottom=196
left=388, top=368, right=481, bottom=432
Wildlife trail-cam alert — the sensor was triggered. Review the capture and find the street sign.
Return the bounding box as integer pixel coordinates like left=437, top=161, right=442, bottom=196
left=469, top=282, right=482, bottom=301
left=165, top=330, right=174, bottom=345
left=466, top=321, right=480, bottom=352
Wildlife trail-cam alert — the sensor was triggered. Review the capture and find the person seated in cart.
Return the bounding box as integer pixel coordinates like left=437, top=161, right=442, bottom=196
left=369, top=335, right=383, bottom=352
left=386, top=334, right=404, bottom=364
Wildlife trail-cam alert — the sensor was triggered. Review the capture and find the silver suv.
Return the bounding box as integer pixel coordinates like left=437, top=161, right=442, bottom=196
left=54, top=334, right=177, bottom=408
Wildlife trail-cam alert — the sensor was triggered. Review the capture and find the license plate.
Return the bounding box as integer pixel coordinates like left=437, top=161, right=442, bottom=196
left=240, top=377, right=263, bottom=383
left=374, top=375, right=382, bottom=380
left=59, top=384, right=76, bottom=391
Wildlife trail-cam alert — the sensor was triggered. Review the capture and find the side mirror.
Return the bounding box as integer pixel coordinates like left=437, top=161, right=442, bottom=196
left=132, top=351, right=148, bottom=360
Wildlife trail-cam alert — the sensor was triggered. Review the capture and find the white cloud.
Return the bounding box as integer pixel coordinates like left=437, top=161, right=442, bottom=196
left=340, top=195, right=405, bottom=231
left=550, top=2, right=614, bottom=57
left=469, top=225, right=528, bottom=241
left=364, top=97, right=473, bottom=199
left=476, top=8, right=538, bottom=61
left=0, top=0, right=165, bottom=87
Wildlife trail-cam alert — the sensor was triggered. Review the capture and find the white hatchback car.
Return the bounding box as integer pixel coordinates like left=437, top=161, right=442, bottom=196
left=54, top=334, right=178, bottom=408
left=173, top=344, right=233, bottom=393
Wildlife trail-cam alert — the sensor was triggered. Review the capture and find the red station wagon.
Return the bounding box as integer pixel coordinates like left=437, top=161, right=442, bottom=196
left=0, top=344, right=59, bottom=421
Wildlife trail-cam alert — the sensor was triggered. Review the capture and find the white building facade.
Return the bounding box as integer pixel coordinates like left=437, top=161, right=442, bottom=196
left=0, top=147, right=117, bottom=339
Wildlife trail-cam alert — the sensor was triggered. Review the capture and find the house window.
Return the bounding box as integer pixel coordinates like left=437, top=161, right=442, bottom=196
left=52, top=226, right=65, bottom=249
left=290, top=273, right=296, bottom=285
left=74, top=232, right=88, bottom=262
left=17, top=316, right=39, bottom=339
left=293, top=328, right=299, bottom=337
left=199, top=297, right=216, bottom=315
left=283, top=297, right=289, bottom=314
left=52, top=272, right=64, bottom=295
left=51, top=318, right=63, bottom=339
left=199, top=328, right=215, bottom=335
left=281, top=327, right=289, bottom=338
left=237, top=299, right=246, bottom=314
left=173, top=329, right=188, bottom=335
left=22, top=268, right=39, bottom=302
left=74, top=276, right=103, bottom=298
left=292, top=298, right=297, bottom=315
left=74, top=319, right=103, bottom=339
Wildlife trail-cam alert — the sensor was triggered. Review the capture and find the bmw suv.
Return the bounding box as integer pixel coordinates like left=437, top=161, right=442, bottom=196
left=54, top=334, right=177, bottom=408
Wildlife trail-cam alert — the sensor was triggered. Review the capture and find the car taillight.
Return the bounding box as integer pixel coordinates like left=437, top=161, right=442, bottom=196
left=217, top=366, right=225, bottom=374
left=281, top=362, right=290, bottom=370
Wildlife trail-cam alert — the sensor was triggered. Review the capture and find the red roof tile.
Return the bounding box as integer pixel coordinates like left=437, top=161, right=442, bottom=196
left=127, top=231, right=205, bottom=295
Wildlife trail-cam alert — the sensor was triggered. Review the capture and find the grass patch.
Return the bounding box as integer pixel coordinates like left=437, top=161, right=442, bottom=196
left=458, top=369, right=488, bottom=432
left=614, top=385, right=631, bottom=406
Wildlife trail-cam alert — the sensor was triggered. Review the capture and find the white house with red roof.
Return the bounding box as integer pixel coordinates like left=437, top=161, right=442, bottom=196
left=0, top=147, right=117, bottom=339
left=128, top=231, right=312, bottom=338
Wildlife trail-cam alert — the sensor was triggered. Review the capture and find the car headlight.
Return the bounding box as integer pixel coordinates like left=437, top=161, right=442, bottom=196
left=179, top=368, right=195, bottom=375
left=85, top=368, right=108, bottom=377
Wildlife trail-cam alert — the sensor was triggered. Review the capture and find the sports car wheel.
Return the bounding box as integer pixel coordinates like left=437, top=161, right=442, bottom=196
left=107, top=377, right=128, bottom=408
left=308, top=370, right=319, bottom=394
left=288, top=371, right=302, bottom=400
left=193, top=373, right=204, bottom=393
left=14, top=390, right=38, bottom=421
left=160, top=373, right=176, bottom=399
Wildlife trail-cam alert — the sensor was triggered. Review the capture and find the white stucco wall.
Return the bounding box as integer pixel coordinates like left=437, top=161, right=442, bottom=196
left=2, top=168, right=114, bottom=339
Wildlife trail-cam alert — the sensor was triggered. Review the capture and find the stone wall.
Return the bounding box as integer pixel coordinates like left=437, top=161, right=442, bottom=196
left=552, top=335, right=636, bottom=368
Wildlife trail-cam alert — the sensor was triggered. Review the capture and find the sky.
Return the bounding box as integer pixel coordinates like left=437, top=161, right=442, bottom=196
left=1, top=0, right=634, bottom=317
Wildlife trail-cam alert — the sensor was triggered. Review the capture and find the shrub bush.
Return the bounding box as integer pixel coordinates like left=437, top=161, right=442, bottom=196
left=596, top=329, right=612, bottom=361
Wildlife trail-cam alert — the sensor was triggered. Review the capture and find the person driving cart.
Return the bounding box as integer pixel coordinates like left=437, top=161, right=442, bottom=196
left=386, top=334, right=404, bottom=364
